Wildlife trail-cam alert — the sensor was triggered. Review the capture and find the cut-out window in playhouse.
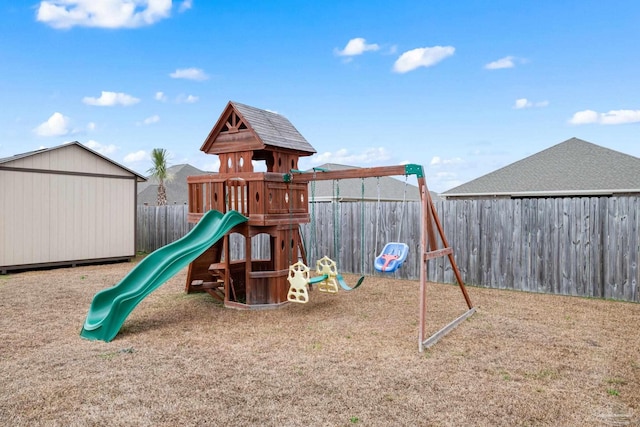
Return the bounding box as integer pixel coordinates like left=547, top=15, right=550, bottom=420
left=221, top=111, right=248, bottom=133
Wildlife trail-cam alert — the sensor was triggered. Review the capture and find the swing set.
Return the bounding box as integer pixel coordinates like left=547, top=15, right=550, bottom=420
left=179, top=101, right=470, bottom=351
left=286, top=164, right=475, bottom=351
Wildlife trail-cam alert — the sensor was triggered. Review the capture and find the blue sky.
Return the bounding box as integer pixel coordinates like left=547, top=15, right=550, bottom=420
left=1, top=1, right=639, bottom=192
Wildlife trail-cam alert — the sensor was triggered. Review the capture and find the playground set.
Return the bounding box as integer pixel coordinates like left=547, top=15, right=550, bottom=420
left=81, top=101, right=474, bottom=351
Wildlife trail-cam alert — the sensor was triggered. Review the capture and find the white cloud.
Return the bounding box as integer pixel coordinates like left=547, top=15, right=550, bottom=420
left=154, top=91, right=167, bottom=102
left=568, top=110, right=599, bottom=124
left=426, top=156, right=470, bottom=192
left=84, top=139, right=118, bottom=155
left=86, top=122, right=96, bottom=131
left=33, top=112, right=70, bottom=137
left=176, top=94, right=199, bottom=103
left=600, top=110, right=640, bottom=124
left=124, top=150, right=148, bottom=163
left=169, top=68, right=209, bottom=81
left=179, top=0, right=192, bottom=12
left=430, top=156, right=464, bottom=166
left=83, top=91, right=140, bottom=106
left=485, top=56, right=529, bottom=70
left=252, top=160, right=267, bottom=172
left=569, top=109, right=640, bottom=125
left=513, top=98, right=549, bottom=109
left=430, top=171, right=464, bottom=193
left=514, top=98, right=531, bottom=109
left=308, top=147, right=391, bottom=167
left=202, top=160, right=221, bottom=172
left=36, top=0, right=173, bottom=30
left=392, top=46, right=455, bottom=73
left=336, top=38, right=380, bottom=56
left=139, top=115, right=160, bottom=125
left=484, top=56, right=516, bottom=69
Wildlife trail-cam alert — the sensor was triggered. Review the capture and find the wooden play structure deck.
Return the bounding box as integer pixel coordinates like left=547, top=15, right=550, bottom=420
left=185, top=102, right=315, bottom=309
left=186, top=101, right=474, bottom=350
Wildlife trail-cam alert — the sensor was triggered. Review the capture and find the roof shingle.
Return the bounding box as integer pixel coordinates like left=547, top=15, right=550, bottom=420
left=232, top=102, right=316, bottom=154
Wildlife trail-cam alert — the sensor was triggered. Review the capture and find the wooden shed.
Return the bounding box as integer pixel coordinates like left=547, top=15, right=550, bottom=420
left=0, top=141, right=146, bottom=274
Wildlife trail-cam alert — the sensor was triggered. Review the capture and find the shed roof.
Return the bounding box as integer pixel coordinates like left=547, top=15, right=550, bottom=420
left=200, top=101, right=316, bottom=155
left=442, top=137, right=640, bottom=198
left=0, top=141, right=146, bottom=181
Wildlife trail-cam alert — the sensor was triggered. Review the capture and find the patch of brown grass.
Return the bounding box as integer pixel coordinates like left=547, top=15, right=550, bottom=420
left=1, top=262, right=639, bottom=426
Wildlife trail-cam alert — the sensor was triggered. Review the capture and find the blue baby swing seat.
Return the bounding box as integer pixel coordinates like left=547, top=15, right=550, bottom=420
left=374, top=242, right=409, bottom=273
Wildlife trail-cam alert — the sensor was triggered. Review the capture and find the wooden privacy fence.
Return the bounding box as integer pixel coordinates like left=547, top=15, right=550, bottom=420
left=136, top=197, right=640, bottom=303
left=136, top=205, right=191, bottom=253
left=430, top=197, right=639, bottom=303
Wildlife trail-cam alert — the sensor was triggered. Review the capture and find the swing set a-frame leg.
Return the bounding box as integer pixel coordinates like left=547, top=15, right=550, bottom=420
left=418, top=178, right=475, bottom=352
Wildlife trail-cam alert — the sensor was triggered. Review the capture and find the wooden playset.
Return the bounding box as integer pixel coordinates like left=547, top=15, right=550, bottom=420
left=185, top=101, right=474, bottom=350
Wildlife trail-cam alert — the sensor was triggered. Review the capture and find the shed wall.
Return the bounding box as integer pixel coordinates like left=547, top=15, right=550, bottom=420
left=0, top=146, right=137, bottom=270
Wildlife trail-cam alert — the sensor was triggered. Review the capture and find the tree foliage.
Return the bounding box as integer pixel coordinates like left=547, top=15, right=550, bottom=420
left=147, top=148, right=172, bottom=206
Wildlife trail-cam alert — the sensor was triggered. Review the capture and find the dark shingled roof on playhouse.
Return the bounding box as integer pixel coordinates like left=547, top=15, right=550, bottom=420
left=201, top=101, right=316, bottom=156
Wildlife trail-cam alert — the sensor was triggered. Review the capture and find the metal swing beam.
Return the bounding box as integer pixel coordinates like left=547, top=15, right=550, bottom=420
left=288, top=164, right=474, bottom=351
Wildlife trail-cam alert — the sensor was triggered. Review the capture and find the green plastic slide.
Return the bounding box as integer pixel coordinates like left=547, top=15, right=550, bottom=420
left=80, top=210, right=248, bottom=342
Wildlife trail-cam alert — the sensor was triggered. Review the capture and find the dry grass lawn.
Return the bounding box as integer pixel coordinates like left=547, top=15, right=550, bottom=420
left=1, top=259, right=639, bottom=426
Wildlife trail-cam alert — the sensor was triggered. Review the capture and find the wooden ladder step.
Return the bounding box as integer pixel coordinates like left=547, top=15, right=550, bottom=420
left=205, top=288, right=225, bottom=302
left=208, top=263, right=226, bottom=271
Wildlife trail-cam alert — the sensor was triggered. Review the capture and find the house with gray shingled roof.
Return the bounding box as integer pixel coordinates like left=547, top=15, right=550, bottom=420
left=442, top=137, right=640, bottom=199
left=137, top=163, right=209, bottom=205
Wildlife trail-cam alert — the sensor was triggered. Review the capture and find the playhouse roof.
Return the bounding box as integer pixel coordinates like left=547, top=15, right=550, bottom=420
left=200, top=101, right=316, bottom=155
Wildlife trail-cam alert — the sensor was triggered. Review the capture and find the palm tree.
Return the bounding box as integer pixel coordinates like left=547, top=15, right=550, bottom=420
left=147, top=148, right=172, bottom=206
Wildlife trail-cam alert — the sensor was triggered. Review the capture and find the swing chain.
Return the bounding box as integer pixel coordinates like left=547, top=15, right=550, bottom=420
left=333, top=179, right=340, bottom=260
left=309, top=173, right=317, bottom=264
left=287, top=173, right=294, bottom=266
left=361, top=177, right=366, bottom=275
left=397, top=174, right=408, bottom=242
left=374, top=177, right=381, bottom=256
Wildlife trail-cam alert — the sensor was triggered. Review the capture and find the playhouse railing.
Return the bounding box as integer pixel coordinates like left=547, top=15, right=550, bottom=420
left=187, top=173, right=309, bottom=225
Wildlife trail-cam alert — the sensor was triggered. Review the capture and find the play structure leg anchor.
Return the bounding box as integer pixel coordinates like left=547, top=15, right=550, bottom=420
left=420, top=308, right=476, bottom=350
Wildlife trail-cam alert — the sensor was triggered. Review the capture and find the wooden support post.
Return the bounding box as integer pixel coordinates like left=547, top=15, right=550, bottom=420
left=417, top=176, right=475, bottom=352
left=418, top=180, right=428, bottom=351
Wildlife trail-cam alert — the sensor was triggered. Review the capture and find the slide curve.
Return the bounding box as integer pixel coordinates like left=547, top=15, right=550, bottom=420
left=80, top=209, right=248, bottom=342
